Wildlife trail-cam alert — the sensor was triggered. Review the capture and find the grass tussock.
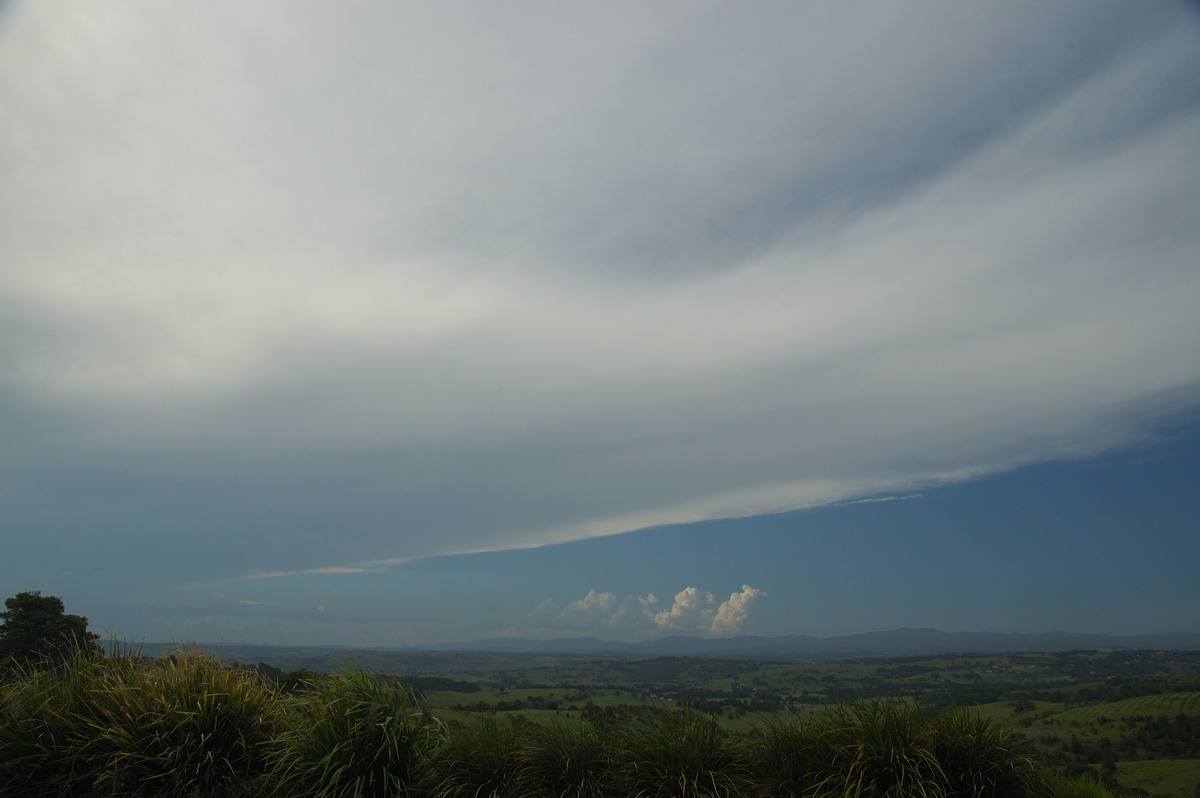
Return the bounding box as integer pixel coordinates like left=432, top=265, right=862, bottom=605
left=517, top=716, right=615, bottom=797
left=0, top=647, right=280, bottom=797
left=429, top=714, right=525, bottom=797
left=746, top=699, right=1047, bottom=798
left=1, top=653, right=1103, bottom=798
left=96, top=652, right=281, bottom=796
left=616, top=708, right=749, bottom=798
left=267, top=667, right=444, bottom=797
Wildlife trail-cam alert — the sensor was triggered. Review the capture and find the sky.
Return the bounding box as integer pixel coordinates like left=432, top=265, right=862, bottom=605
left=1, top=1, right=1198, bottom=647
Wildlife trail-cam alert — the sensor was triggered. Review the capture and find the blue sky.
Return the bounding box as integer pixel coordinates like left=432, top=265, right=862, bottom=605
left=2, top=2, right=1198, bottom=646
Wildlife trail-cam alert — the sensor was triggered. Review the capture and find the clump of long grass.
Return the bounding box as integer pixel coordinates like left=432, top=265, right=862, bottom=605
left=743, top=714, right=837, bottom=797
left=431, top=714, right=526, bottom=797
left=4, top=656, right=1069, bottom=798
left=746, top=699, right=1049, bottom=798
left=0, top=649, right=158, bottom=796
left=0, top=656, right=97, bottom=796
left=92, top=648, right=283, bottom=796
left=267, top=667, right=443, bottom=798
left=929, top=704, right=1047, bottom=797
left=824, top=699, right=946, bottom=797
left=615, top=707, right=749, bottom=798
left=516, top=716, right=616, bottom=797
left=0, top=647, right=281, bottom=797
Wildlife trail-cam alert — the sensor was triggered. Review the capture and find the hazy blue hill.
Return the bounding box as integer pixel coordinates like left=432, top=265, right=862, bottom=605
left=433, top=629, right=1200, bottom=659
left=187, top=628, right=1200, bottom=672
left=431, top=636, right=616, bottom=653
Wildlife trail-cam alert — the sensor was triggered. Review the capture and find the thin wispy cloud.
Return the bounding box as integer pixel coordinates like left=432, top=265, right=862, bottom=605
left=1, top=1, right=1198, bottom=644
left=834, top=495, right=924, bottom=507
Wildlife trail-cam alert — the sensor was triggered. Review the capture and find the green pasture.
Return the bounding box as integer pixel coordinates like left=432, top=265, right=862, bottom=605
left=1, top=650, right=1082, bottom=797
left=1058, top=692, right=1200, bottom=721
left=12, top=645, right=1200, bottom=797
left=1111, top=759, right=1200, bottom=796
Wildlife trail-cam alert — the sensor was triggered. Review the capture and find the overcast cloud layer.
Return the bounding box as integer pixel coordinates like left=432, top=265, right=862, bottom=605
left=2, top=2, right=1200, bottom=630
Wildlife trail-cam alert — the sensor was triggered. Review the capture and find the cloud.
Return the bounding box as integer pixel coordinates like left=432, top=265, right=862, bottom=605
left=710, top=586, right=766, bottom=637
left=548, top=585, right=765, bottom=639
left=0, top=1, right=1198, bottom=602
left=557, top=590, right=620, bottom=629
left=834, top=494, right=924, bottom=507
left=654, top=587, right=716, bottom=632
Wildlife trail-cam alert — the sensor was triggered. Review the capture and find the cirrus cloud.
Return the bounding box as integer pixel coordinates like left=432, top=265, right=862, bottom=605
left=0, top=1, right=1197, bottom=637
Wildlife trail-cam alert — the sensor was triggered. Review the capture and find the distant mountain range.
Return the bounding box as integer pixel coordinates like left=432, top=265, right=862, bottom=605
left=402, top=628, right=1200, bottom=661
left=183, top=628, right=1200, bottom=675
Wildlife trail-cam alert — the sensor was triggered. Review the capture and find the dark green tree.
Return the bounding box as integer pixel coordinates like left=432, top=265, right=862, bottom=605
left=0, top=591, right=101, bottom=667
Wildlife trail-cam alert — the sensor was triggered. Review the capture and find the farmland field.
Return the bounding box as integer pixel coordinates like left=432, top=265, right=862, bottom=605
left=1055, top=692, right=1200, bottom=721
left=221, top=645, right=1200, bottom=796
left=4, top=645, right=1199, bottom=796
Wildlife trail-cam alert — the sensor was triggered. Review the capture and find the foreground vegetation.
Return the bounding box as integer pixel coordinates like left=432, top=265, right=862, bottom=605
left=0, top=649, right=1137, bottom=798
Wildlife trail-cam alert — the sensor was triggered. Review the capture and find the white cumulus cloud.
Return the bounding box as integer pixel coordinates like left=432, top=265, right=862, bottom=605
left=710, top=586, right=766, bottom=636
left=547, top=585, right=766, bottom=639
left=654, top=587, right=716, bottom=632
